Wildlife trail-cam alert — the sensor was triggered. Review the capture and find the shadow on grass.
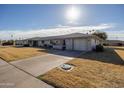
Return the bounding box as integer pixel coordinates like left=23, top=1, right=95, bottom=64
left=78, top=48, right=124, bottom=65
left=37, top=47, right=124, bottom=66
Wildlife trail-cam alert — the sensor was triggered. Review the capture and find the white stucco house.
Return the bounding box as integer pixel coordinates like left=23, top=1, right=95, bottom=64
left=15, top=33, right=103, bottom=51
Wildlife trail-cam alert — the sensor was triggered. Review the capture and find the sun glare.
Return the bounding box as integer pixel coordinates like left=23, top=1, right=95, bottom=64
left=66, top=6, right=80, bottom=23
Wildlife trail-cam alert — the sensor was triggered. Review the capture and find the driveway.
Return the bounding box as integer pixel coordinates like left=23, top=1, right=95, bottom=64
left=0, top=50, right=81, bottom=87
left=0, top=59, right=53, bottom=88
left=11, top=50, right=81, bottom=77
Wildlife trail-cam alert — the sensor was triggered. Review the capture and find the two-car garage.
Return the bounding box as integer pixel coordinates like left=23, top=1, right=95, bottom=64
left=65, top=38, right=91, bottom=51
left=73, top=38, right=88, bottom=51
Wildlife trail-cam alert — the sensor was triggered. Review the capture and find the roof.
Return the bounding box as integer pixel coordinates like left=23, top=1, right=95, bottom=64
left=23, top=33, right=103, bottom=41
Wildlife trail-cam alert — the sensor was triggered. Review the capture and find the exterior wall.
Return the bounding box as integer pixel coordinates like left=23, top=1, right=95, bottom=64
left=23, top=40, right=28, bottom=45
left=38, top=40, right=51, bottom=47
left=44, top=40, right=51, bottom=45
left=29, top=41, right=33, bottom=47
left=96, top=39, right=100, bottom=45
left=86, top=38, right=92, bottom=51
left=15, top=40, right=28, bottom=46
left=90, top=38, right=101, bottom=50
left=15, top=40, right=21, bottom=45
left=65, top=39, right=73, bottom=50
left=52, top=40, right=63, bottom=49
left=16, top=40, right=33, bottom=47
left=37, top=39, right=64, bottom=49
left=37, top=41, right=42, bottom=47
left=91, top=38, right=96, bottom=49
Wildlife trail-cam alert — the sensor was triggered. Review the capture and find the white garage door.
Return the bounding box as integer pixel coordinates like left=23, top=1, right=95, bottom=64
left=74, top=38, right=87, bottom=51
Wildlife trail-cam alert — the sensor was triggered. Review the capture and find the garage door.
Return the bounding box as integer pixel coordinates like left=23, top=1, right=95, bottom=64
left=74, top=39, right=87, bottom=51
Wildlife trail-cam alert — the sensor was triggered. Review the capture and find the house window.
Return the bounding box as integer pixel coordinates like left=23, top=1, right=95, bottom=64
left=50, top=40, right=61, bottom=45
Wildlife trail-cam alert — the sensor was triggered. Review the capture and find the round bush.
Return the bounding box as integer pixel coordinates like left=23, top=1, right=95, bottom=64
left=95, top=44, right=104, bottom=52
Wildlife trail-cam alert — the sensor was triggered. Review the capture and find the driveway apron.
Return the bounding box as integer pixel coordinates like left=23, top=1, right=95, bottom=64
left=11, top=50, right=81, bottom=77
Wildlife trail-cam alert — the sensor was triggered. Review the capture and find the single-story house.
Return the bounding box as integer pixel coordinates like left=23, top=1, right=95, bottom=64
left=15, top=33, right=103, bottom=51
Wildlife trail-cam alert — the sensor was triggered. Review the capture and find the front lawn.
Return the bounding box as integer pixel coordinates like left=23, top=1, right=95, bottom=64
left=38, top=46, right=124, bottom=88
left=0, top=46, right=47, bottom=62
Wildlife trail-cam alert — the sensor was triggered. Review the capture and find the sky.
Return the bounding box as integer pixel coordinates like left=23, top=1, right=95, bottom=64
left=0, top=4, right=124, bottom=40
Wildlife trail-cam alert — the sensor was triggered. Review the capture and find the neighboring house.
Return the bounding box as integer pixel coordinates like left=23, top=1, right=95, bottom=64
left=15, top=33, right=103, bottom=51
left=104, top=40, right=124, bottom=46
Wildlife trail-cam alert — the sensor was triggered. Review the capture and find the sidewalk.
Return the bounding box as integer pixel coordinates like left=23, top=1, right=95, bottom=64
left=0, top=59, right=53, bottom=88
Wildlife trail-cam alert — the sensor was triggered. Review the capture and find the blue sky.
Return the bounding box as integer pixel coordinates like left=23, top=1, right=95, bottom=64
left=0, top=4, right=124, bottom=40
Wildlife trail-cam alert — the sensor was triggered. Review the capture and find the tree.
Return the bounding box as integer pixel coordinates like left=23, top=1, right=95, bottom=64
left=92, top=31, right=107, bottom=40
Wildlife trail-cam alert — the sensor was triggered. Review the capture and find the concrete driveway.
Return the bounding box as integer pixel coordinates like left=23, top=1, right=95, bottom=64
left=11, top=50, right=81, bottom=77
left=0, top=50, right=81, bottom=87
left=0, top=59, right=53, bottom=88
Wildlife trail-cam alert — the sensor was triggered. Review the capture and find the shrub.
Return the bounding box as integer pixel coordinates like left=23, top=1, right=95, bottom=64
left=2, top=41, right=13, bottom=46
left=103, top=43, right=109, bottom=46
left=95, top=44, right=104, bottom=52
